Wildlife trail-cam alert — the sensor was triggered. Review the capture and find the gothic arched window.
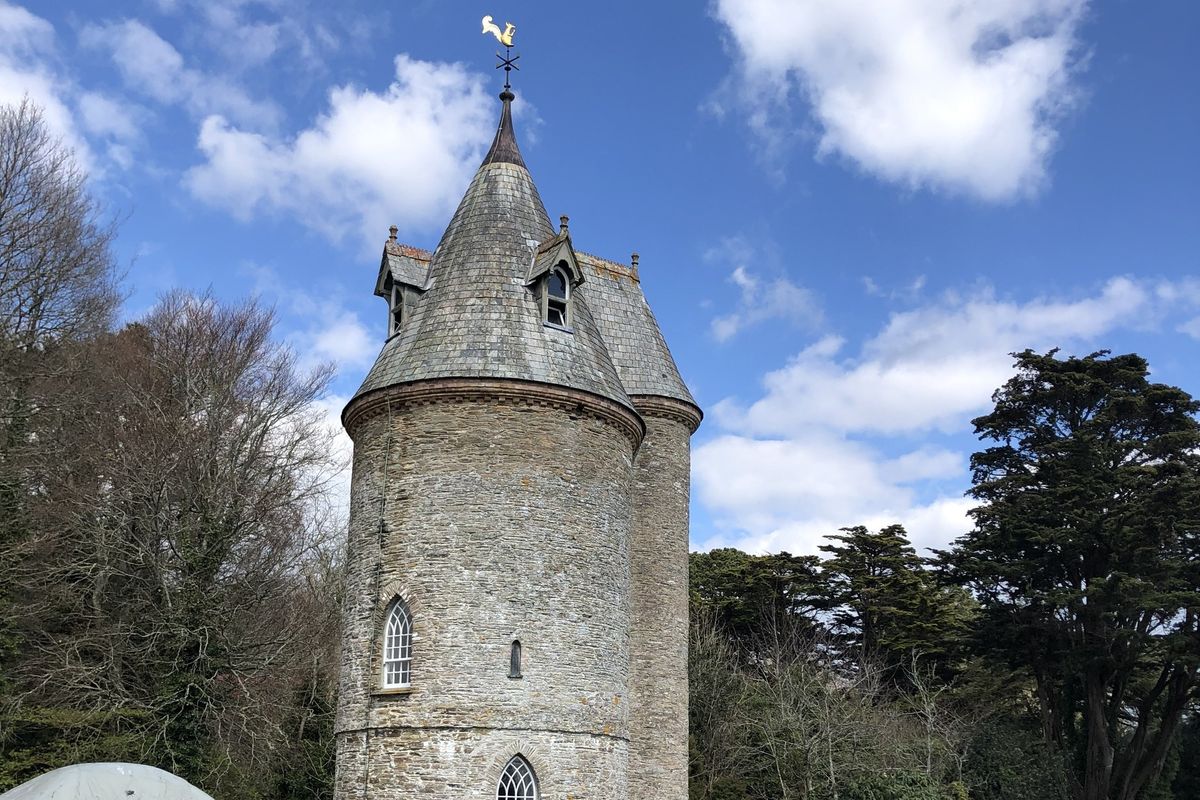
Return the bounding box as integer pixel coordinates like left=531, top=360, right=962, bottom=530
left=544, top=265, right=569, bottom=328
left=497, top=755, right=538, bottom=800
left=382, top=599, right=412, bottom=688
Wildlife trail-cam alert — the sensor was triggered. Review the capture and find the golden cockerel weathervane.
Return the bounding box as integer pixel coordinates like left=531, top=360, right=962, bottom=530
left=481, top=15, right=515, bottom=47
left=482, top=14, right=519, bottom=92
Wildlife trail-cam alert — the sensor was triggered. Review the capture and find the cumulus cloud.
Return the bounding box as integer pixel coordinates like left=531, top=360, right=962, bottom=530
left=712, top=0, right=1088, bottom=200
left=696, top=275, right=1200, bottom=556
left=185, top=54, right=495, bottom=247
left=81, top=19, right=280, bottom=129
left=0, top=2, right=93, bottom=164
left=311, top=392, right=354, bottom=523
left=693, top=432, right=971, bottom=555
left=717, top=277, right=1154, bottom=436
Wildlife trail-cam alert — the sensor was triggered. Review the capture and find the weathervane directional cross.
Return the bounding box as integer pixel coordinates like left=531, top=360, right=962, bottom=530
left=481, top=14, right=519, bottom=92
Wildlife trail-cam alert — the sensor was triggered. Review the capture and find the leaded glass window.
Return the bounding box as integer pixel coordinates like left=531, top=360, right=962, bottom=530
left=497, top=755, right=538, bottom=800
left=382, top=600, right=412, bottom=688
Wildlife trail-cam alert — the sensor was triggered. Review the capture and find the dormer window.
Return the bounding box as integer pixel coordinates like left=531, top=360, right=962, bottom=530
left=388, top=282, right=403, bottom=336
left=545, top=265, right=569, bottom=328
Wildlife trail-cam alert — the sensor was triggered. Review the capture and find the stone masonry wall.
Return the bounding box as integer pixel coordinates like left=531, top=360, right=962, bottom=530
left=335, top=394, right=637, bottom=799
left=627, top=410, right=693, bottom=800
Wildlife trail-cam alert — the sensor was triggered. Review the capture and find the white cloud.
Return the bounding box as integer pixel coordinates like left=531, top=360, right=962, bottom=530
left=312, top=392, right=354, bottom=524
left=713, top=0, right=1088, bottom=200
left=150, top=0, right=355, bottom=72
left=242, top=262, right=378, bottom=374
left=706, top=236, right=822, bottom=341
left=78, top=92, right=139, bottom=141
left=693, top=432, right=970, bottom=554
left=185, top=54, right=494, bottom=247
left=696, top=275, right=1200, bottom=556
left=296, top=312, right=375, bottom=372
left=81, top=19, right=279, bottom=129
left=717, top=277, right=1154, bottom=437
left=0, top=2, right=93, bottom=165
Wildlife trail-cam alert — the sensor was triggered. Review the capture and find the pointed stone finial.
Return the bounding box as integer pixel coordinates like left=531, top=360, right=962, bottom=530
left=388, top=225, right=398, bottom=243
left=560, top=215, right=569, bottom=234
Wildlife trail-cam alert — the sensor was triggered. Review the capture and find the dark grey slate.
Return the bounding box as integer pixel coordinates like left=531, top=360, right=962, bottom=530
left=576, top=254, right=697, bottom=407
left=352, top=100, right=631, bottom=411
left=351, top=94, right=697, bottom=417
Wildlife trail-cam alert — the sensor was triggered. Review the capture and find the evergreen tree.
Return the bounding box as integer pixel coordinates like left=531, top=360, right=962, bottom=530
left=689, top=548, right=824, bottom=654
left=942, top=350, right=1200, bottom=800
left=821, top=525, right=971, bottom=675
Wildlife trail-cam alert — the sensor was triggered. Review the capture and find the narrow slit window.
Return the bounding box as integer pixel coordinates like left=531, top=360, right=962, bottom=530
left=545, top=267, right=569, bottom=327
left=509, top=640, right=522, bottom=678
left=497, top=755, right=538, bottom=800
left=382, top=600, right=412, bottom=688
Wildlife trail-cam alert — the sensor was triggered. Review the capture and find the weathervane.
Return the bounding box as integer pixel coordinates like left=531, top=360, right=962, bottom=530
left=481, top=15, right=519, bottom=93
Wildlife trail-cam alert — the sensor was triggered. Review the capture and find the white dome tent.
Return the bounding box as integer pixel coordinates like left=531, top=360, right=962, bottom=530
left=0, top=763, right=214, bottom=800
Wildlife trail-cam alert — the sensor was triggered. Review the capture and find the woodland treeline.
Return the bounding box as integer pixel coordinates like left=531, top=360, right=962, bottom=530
left=1, top=99, right=1198, bottom=800
left=687, top=357, right=1200, bottom=799
left=0, top=100, right=343, bottom=797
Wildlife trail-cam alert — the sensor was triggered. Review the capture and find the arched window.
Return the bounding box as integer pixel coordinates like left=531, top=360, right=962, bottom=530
left=545, top=266, right=569, bottom=327
left=382, top=600, right=412, bottom=688
left=508, top=640, right=522, bottom=678
left=388, top=283, right=403, bottom=336
left=497, top=755, right=538, bottom=800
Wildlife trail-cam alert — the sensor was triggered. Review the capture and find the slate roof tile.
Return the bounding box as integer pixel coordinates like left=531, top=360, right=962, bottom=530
left=350, top=95, right=697, bottom=416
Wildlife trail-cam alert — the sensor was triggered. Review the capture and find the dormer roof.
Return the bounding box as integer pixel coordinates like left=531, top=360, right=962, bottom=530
left=374, top=236, right=431, bottom=296
left=526, top=229, right=583, bottom=287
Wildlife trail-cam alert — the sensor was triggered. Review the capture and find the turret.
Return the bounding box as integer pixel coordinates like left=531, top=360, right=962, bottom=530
left=334, top=80, right=699, bottom=800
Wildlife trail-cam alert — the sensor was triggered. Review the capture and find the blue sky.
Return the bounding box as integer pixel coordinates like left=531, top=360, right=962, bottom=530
left=5, top=0, right=1198, bottom=556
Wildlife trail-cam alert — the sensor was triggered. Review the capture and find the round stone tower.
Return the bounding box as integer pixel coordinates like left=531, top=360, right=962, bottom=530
left=334, top=90, right=700, bottom=800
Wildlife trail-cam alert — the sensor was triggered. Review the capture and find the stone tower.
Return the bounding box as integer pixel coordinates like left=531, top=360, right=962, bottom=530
left=334, top=88, right=701, bottom=800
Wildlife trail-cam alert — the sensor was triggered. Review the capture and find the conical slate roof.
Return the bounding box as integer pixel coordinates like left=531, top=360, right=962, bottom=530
left=351, top=93, right=632, bottom=411
left=576, top=252, right=697, bottom=407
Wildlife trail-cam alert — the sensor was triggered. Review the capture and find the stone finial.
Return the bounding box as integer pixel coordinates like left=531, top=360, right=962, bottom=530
left=388, top=225, right=398, bottom=243
left=559, top=215, right=569, bottom=234
left=631, top=252, right=640, bottom=276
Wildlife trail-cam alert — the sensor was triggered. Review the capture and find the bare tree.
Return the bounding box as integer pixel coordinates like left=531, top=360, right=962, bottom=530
left=0, top=97, right=121, bottom=727
left=2, top=291, right=343, bottom=796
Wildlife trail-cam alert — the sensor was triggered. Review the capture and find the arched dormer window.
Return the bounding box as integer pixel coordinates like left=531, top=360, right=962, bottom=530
left=497, top=755, right=538, bottom=800
left=544, top=265, right=569, bottom=328
left=509, top=640, right=522, bottom=678
left=388, top=282, right=403, bottom=336
left=382, top=599, right=412, bottom=688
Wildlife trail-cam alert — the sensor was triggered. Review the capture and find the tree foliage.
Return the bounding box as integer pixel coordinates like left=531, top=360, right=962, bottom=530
left=821, top=525, right=973, bottom=678
left=0, top=99, right=343, bottom=799
left=941, top=349, right=1200, bottom=800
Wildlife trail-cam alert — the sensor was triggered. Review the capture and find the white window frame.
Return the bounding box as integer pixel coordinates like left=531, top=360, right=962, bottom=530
left=543, top=265, right=570, bottom=329
left=381, top=600, right=412, bottom=689
left=497, top=755, right=538, bottom=800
